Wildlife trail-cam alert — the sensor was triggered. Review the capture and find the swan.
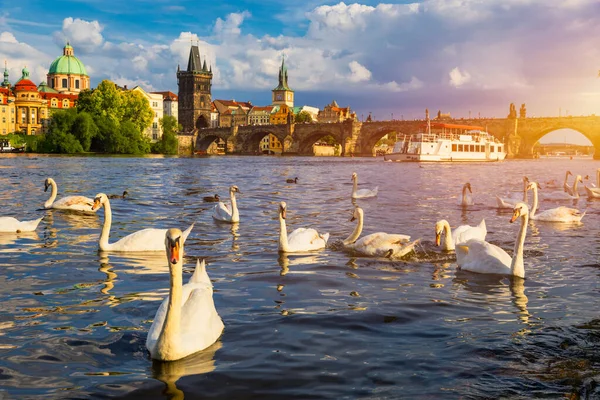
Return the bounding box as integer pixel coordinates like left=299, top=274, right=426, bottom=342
left=562, top=170, right=574, bottom=195
left=351, top=172, right=378, bottom=199
left=540, top=174, right=582, bottom=201
left=278, top=201, right=329, bottom=252
left=286, top=177, right=298, bottom=184
left=44, top=178, right=97, bottom=212
left=527, top=181, right=585, bottom=222
left=343, top=206, right=417, bottom=258
left=108, top=190, right=129, bottom=199
left=496, top=176, right=529, bottom=209
left=435, top=219, right=487, bottom=251
left=212, top=186, right=240, bottom=223
left=455, top=202, right=529, bottom=278
left=0, top=216, right=43, bottom=233
left=203, top=194, right=220, bottom=203
left=584, top=168, right=600, bottom=198
left=91, top=193, right=194, bottom=252
left=459, top=182, right=474, bottom=206
left=146, top=229, right=224, bottom=361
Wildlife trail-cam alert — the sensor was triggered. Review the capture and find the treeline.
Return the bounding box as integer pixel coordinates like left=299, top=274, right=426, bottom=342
left=27, top=79, right=179, bottom=155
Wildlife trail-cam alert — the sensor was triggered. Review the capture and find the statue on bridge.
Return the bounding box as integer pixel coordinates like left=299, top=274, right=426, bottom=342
left=519, top=103, right=527, bottom=118
left=508, top=103, right=517, bottom=119
left=507, top=132, right=521, bottom=156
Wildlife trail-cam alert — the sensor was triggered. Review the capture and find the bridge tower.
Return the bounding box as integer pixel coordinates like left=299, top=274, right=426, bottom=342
left=177, top=45, right=212, bottom=134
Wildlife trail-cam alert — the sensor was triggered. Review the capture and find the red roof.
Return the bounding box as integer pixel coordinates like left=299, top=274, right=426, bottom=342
left=0, top=87, right=11, bottom=105
left=14, top=79, right=38, bottom=92
left=151, top=91, right=178, bottom=101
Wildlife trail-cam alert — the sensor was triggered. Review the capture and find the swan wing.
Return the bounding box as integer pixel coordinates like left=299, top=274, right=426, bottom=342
left=542, top=191, right=576, bottom=201
left=349, top=232, right=413, bottom=257
left=287, top=228, right=328, bottom=251
left=179, top=283, right=224, bottom=354
left=212, top=202, right=232, bottom=221
left=110, top=228, right=168, bottom=252
left=453, top=222, right=487, bottom=245
left=52, top=195, right=96, bottom=211
left=534, top=206, right=585, bottom=222
left=353, top=187, right=378, bottom=198
left=189, top=259, right=212, bottom=286
left=585, top=186, right=600, bottom=198
left=496, top=195, right=518, bottom=209
left=456, top=239, right=512, bottom=275
left=0, top=217, right=42, bottom=232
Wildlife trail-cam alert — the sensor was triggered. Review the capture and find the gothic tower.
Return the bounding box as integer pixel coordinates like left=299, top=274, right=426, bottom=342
left=177, top=45, right=212, bottom=133
left=272, top=56, right=294, bottom=107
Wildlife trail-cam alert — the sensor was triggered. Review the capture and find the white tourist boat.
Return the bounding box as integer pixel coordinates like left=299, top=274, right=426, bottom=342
left=384, top=122, right=506, bottom=162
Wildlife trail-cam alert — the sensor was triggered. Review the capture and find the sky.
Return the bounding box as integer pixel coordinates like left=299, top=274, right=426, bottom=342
left=1, top=0, right=599, bottom=144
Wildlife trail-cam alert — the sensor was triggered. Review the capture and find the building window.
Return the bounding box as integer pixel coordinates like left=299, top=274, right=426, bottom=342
left=21, top=109, right=26, bottom=124
left=62, top=78, right=68, bottom=88
left=153, top=133, right=158, bottom=140
left=63, top=99, right=69, bottom=108
left=152, top=122, right=158, bottom=129
left=31, top=109, right=36, bottom=124
left=2, top=117, right=4, bottom=123
left=75, top=80, right=80, bottom=89
left=51, top=99, right=57, bottom=108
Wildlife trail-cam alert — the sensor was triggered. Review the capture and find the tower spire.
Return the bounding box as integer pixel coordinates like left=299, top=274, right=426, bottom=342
left=2, top=60, right=9, bottom=88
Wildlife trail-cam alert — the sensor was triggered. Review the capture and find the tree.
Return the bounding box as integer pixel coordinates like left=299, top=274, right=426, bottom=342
left=153, top=115, right=180, bottom=154
left=121, top=90, right=154, bottom=134
left=71, top=111, right=98, bottom=151
left=295, top=111, right=313, bottom=123
left=78, top=80, right=124, bottom=125
left=42, top=109, right=84, bottom=153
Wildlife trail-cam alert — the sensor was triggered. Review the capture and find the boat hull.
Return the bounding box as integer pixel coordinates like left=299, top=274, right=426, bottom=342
left=384, top=152, right=507, bottom=162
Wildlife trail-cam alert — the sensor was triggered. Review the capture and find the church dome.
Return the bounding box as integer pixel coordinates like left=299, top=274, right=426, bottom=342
left=48, top=43, right=88, bottom=76
left=15, top=66, right=37, bottom=91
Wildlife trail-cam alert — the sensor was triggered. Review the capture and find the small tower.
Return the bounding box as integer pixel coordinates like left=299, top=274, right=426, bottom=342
left=272, top=56, right=294, bottom=107
left=2, top=61, right=9, bottom=88
left=177, top=45, right=213, bottom=133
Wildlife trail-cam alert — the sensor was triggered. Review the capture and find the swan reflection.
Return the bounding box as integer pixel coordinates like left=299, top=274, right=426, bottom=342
left=0, top=231, right=40, bottom=248
left=277, top=254, right=322, bottom=276
left=99, top=251, right=169, bottom=275
left=151, top=341, right=222, bottom=400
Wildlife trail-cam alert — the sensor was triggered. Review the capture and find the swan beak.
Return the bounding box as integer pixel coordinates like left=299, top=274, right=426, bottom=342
left=350, top=215, right=356, bottom=222
left=169, top=240, right=180, bottom=264
left=44, top=184, right=49, bottom=192
left=92, top=198, right=101, bottom=211
left=510, top=210, right=520, bottom=223
left=435, top=232, right=441, bottom=246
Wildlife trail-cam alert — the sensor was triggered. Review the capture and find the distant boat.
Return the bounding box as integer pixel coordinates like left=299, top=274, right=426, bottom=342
left=0, top=140, right=24, bottom=153
left=384, top=122, right=506, bottom=162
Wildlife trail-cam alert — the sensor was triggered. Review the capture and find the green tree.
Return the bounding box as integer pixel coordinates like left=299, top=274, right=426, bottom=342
left=152, top=115, right=180, bottom=154
left=42, top=109, right=84, bottom=153
left=320, top=135, right=338, bottom=145
left=79, top=80, right=124, bottom=125
left=72, top=111, right=98, bottom=151
left=121, top=89, right=153, bottom=134
left=295, top=111, right=313, bottom=123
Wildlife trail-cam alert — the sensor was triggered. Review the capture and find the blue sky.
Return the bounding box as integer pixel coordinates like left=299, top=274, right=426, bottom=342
left=1, top=1, right=599, bottom=144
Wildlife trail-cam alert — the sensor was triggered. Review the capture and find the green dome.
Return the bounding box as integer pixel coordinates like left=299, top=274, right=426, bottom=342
left=48, top=54, right=88, bottom=76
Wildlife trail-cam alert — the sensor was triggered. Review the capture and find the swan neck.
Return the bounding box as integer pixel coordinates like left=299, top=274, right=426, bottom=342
left=530, top=185, right=538, bottom=218
left=442, top=221, right=454, bottom=251
left=343, top=213, right=363, bottom=245
left=597, top=169, right=600, bottom=187
left=230, top=190, right=239, bottom=221
left=44, top=181, right=58, bottom=208
left=510, top=212, right=528, bottom=278
left=278, top=212, right=289, bottom=252
left=352, top=178, right=358, bottom=196
left=99, top=200, right=112, bottom=250
left=522, top=180, right=528, bottom=202
left=572, top=177, right=580, bottom=198
left=156, top=259, right=183, bottom=359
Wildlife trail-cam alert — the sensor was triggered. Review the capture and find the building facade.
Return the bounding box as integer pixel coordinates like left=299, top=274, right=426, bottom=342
left=177, top=45, right=212, bottom=133
left=272, top=57, right=294, bottom=108
left=133, top=86, right=164, bottom=141
left=13, top=67, right=48, bottom=135
left=47, top=43, right=90, bottom=95
left=151, top=91, right=178, bottom=122
left=248, top=105, right=273, bottom=125
left=317, top=100, right=356, bottom=123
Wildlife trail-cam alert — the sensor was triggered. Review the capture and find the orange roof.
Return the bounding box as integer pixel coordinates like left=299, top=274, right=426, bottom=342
left=14, top=79, right=38, bottom=92
left=151, top=90, right=178, bottom=101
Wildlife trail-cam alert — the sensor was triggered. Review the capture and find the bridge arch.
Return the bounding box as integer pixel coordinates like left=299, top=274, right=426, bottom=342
left=297, top=129, right=344, bottom=155
left=519, top=124, right=597, bottom=157
left=196, top=132, right=230, bottom=153
left=237, top=129, right=288, bottom=154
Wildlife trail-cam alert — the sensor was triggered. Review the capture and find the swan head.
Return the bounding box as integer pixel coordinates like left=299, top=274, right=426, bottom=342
left=165, top=228, right=183, bottom=265
left=350, top=206, right=363, bottom=222
left=92, top=193, right=108, bottom=211
left=522, top=176, right=529, bottom=183
left=526, top=182, right=541, bottom=191
left=576, top=175, right=583, bottom=183
left=44, top=178, right=55, bottom=192
left=567, top=170, right=572, bottom=176
left=510, top=202, right=530, bottom=223
left=464, top=182, right=472, bottom=193
left=351, top=172, right=357, bottom=181
left=230, top=185, right=241, bottom=194
left=434, top=220, right=448, bottom=246
left=279, top=201, right=287, bottom=219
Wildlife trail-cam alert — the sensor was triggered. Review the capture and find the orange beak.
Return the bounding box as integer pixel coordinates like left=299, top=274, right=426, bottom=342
left=510, top=212, right=519, bottom=223
left=435, top=232, right=441, bottom=246
left=170, top=241, right=180, bottom=264
left=92, top=199, right=100, bottom=211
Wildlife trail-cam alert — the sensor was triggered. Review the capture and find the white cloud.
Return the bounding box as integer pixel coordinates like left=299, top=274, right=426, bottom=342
left=449, top=67, right=471, bottom=87
left=0, top=32, right=17, bottom=43
left=214, top=11, right=251, bottom=37
left=54, top=18, right=104, bottom=53
left=348, top=61, right=371, bottom=82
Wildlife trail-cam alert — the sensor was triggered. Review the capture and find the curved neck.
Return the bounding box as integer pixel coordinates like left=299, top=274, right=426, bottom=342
left=99, top=200, right=112, bottom=250
left=597, top=169, right=600, bottom=187
left=44, top=181, right=58, bottom=208
left=352, top=178, right=358, bottom=196
left=522, top=180, right=528, bottom=202
left=563, top=171, right=570, bottom=188
left=461, top=186, right=468, bottom=203
left=572, top=177, right=580, bottom=198
left=156, top=258, right=183, bottom=359
left=530, top=185, right=539, bottom=218
left=510, top=212, right=528, bottom=279
left=278, top=212, right=289, bottom=252
left=442, top=221, right=454, bottom=251
left=343, top=212, right=363, bottom=245
left=230, top=190, right=239, bottom=221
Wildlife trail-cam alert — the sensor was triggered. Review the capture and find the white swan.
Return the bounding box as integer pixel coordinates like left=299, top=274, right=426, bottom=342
left=343, top=206, right=417, bottom=258
left=459, top=182, right=474, bottom=206
left=496, top=176, right=529, bottom=209
left=44, top=178, right=97, bottom=212
left=528, top=181, right=585, bottom=223
left=435, top=219, right=487, bottom=251
left=0, top=216, right=43, bottom=233
left=278, top=201, right=329, bottom=252
left=585, top=168, right=600, bottom=199
left=563, top=170, right=574, bottom=195
left=91, top=193, right=194, bottom=252
left=146, top=229, right=224, bottom=361
left=351, top=172, right=378, bottom=199
left=455, top=202, right=529, bottom=278
left=541, top=174, right=582, bottom=201
left=212, top=185, right=240, bottom=223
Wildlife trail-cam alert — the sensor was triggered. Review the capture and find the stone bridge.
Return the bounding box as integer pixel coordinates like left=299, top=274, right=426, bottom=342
left=181, top=115, right=600, bottom=159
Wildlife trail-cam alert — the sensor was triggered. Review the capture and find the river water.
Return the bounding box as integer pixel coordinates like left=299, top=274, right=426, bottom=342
left=0, top=154, right=598, bottom=399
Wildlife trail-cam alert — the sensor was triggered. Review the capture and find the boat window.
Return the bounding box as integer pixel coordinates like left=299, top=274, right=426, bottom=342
left=499, top=145, right=503, bottom=152
left=469, top=145, right=474, bottom=152
left=458, top=144, right=462, bottom=151
left=491, top=146, right=495, bottom=152
left=452, top=144, right=457, bottom=152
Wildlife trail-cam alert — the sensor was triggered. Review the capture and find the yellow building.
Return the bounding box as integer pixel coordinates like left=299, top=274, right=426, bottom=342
left=270, top=104, right=294, bottom=125
left=47, top=42, right=90, bottom=95
left=13, top=67, right=48, bottom=135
